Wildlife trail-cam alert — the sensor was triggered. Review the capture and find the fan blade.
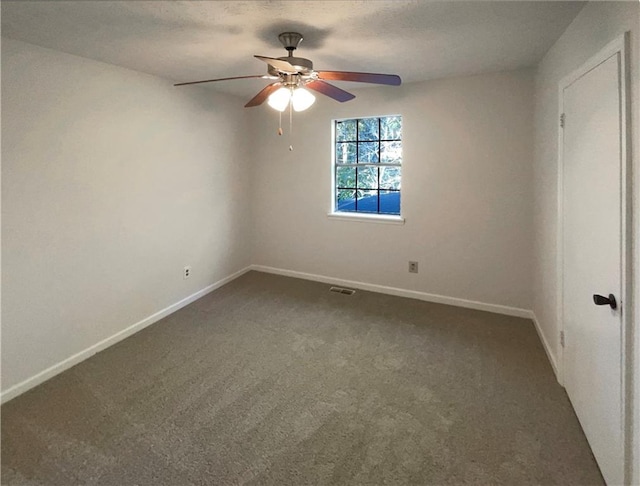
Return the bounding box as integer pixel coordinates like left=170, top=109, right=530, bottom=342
left=245, top=83, right=281, bottom=108
left=254, top=55, right=297, bottom=73
left=174, top=75, right=268, bottom=87
left=317, top=71, right=401, bottom=86
left=306, top=80, right=355, bottom=103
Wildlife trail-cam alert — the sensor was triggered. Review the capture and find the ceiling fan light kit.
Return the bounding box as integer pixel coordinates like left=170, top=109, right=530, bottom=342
left=266, top=85, right=316, bottom=113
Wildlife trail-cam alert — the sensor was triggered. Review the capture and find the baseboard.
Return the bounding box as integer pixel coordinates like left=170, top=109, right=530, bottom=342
left=0, top=266, right=252, bottom=404
left=250, top=264, right=532, bottom=319
left=530, top=312, right=561, bottom=382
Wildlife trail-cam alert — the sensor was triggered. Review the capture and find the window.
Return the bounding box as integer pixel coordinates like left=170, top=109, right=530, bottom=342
left=333, top=115, right=402, bottom=216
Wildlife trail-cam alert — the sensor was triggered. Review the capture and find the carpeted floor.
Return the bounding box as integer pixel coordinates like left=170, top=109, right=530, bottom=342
left=1, top=271, right=603, bottom=485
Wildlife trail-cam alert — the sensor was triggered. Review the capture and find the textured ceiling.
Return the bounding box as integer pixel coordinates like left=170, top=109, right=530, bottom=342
left=1, top=1, right=584, bottom=99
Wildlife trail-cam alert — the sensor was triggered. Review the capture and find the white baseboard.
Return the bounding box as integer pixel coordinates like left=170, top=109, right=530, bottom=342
left=529, top=312, right=561, bottom=382
left=250, top=264, right=532, bottom=319
left=0, top=266, right=252, bottom=404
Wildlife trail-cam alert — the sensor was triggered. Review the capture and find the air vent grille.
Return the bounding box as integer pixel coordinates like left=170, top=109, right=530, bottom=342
left=329, top=286, right=356, bottom=295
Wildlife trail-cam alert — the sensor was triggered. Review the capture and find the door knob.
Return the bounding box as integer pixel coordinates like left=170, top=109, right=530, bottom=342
left=593, top=293, right=617, bottom=309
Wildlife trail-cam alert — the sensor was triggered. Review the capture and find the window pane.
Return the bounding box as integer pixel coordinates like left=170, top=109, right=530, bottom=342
left=380, top=116, right=402, bottom=140
left=380, top=141, right=402, bottom=164
left=336, top=142, right=356, bottom=164
left=379, top=190, right=400, bottom=215
left=379, top=166, right=401, bottom=190
left=358, top=142, right=379, bottom=163
left=356, top=190, right=378, bottom=213
left=336, top=166, right=356, bottom=188
left=336, top=120, right=357, bottom=141
left=336, top=189, right=356, bottom=212
left=358, top=118, right=379, bottom=141
left=357, top=167, right=378, bottom=189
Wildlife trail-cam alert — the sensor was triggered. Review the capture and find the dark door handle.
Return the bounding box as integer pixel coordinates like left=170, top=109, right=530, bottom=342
left=593, top=294, right=617, bottom=309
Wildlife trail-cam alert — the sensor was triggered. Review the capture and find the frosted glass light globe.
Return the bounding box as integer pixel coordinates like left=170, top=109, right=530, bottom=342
left=267, top=87, right=291, bottom=112
left=291, top=88, right=316, bottom=112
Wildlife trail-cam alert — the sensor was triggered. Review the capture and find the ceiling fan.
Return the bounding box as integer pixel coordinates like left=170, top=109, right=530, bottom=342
left=174, top=32, right=401, bottom=111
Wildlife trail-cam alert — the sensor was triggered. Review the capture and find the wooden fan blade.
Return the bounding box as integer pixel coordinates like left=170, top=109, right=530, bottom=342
left=174, top=75, right=268, bottom=87
left=306, top=80, right=355, bottom=102
left=254, top=55, right=297, bottom=73
left=245, top=83, right=281, bottom=108
left=317, top=71, right=401, bottom=86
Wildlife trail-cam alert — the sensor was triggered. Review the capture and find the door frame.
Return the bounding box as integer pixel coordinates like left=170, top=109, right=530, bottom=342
left=556, top=31, right=632, bottom=482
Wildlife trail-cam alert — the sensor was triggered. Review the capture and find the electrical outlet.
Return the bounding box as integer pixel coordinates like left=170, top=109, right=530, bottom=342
left=184, top=265, right=192, bottom=279
left=409, top=261, right=418, bottom=273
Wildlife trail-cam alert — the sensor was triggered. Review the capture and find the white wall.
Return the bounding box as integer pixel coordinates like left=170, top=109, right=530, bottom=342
left=251, top=70, right=534, bottom=312
left=531, top=1, right=639, bottom=482
left=1, top=38, right=252, bottom=394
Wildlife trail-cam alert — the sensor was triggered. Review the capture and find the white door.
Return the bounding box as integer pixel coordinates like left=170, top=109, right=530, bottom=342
left=562, top=51, right=625, bottom=485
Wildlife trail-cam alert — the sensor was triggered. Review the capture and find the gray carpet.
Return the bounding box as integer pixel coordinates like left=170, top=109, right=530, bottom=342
left=1, top=271, right=603, bottom=485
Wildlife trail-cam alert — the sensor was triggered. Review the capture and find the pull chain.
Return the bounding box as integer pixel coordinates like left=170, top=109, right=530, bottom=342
left=289, top=98, right=293, bottom=151
left=274, top=94, right=293, bottom=151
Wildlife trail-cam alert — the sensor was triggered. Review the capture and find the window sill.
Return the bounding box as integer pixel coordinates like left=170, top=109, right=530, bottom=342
left=327, top=212, right=405, bottom=225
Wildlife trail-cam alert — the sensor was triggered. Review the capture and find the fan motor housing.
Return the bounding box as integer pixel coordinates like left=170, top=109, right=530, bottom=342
left=268, top=56, right=313, bottom=76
